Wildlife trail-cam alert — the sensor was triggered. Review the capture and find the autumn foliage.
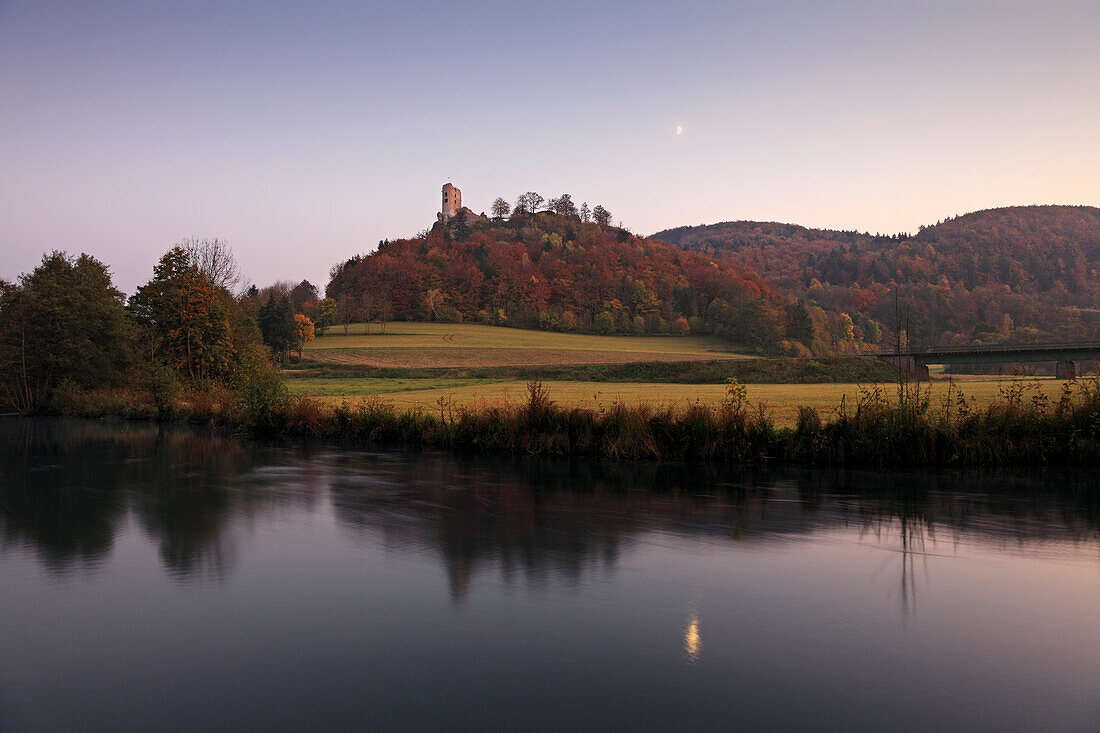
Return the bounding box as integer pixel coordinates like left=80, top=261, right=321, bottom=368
left=327, top=209, right=862, bottom=354
left=293, top=313, right=315, bottom=359
left=130, top=247, right=234, bottom=380
left=656, top=205, right=1100, bottom=348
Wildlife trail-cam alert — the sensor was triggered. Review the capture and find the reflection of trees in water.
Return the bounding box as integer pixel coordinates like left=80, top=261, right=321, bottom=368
left=331, top=458, right=745, bottom=600
left=0, top=418, right=307, bottom=580
left=331, top=457, right=1100, bottom=602
left=332, top=458, right=622, bottom=599
left=799, top=469, right=1100, bottom=615
left=5, top=418, right=1100, bottom=593
left=0, top=419, right=151, bottom=573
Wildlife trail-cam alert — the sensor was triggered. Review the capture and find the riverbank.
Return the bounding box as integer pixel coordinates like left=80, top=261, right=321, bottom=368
left=43, top=376, right=1100, bottom=466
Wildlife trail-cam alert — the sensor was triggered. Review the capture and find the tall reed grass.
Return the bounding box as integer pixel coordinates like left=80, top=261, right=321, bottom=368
left=48, top=376, right=1100, bottom=466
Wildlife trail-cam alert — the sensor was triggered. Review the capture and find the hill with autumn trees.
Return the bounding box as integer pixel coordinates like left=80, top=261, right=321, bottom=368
left=655, top=205, right=1100, bottom=349
left=325, top=205, right=866, bottom=355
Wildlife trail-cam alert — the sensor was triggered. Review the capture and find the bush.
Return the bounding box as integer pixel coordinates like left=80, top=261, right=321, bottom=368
left=537, top=311, right=557, bottom=330
left=187, top=382, right=232, bottom=425
left=796, top=406, right=821, bottom=435
left=435, top=304, right=463, bottom=323
left=148, top=362, right=183, bottom=420
left=231, top=344, right=289, bottom=431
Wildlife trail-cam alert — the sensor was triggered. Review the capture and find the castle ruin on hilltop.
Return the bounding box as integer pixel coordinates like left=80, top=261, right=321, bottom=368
left=436, top=182, right=485, bottom=226
left=440, top=182, right=462, bottom=222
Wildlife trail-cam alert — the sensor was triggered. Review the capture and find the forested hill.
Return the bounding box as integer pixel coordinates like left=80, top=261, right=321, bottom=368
left=654, top=205, right=1100, bottom=347
left=326, top=210, right=865, bottom=355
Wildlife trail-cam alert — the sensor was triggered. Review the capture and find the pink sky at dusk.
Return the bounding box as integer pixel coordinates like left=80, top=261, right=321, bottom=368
left=2, top=0, right=1098, bottom=293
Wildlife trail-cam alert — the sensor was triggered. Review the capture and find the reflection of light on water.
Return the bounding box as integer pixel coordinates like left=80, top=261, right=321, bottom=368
left=684, top=613, right=701, bottom=662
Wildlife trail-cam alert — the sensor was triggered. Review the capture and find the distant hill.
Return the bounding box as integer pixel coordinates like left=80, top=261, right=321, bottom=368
left=654, top=205, right=1100, bottom=348
left=326, top=211, right=865, bottom=355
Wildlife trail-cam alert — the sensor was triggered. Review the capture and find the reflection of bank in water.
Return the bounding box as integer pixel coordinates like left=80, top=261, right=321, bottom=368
left=684, top=612, right=701, bottom=662
left=6, top=419, right=1100, bottom=593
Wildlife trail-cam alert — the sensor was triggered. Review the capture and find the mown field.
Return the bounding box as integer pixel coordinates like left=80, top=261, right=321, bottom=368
left=286, top=322, right=1079, bottom=427
left=304, top=322, right=747, bottom=367
left=287, top=375, right=1068, bottom=427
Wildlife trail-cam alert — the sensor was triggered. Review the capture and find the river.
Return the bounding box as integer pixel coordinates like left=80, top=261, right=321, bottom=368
left=1, top=418, right=1098, bottom=731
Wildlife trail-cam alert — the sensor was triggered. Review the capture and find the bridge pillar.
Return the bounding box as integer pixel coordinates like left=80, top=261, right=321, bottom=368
left=1056, top=360, right=1076, bottom=380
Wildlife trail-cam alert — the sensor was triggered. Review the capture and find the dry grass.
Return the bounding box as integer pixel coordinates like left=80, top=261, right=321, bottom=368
left=289, top=376, right=1069, bottom=427
left=305, top=321, right=746, bottom=367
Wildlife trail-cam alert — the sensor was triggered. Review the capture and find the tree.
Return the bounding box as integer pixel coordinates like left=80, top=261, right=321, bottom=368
left=451, top=210, right=470, bottom=242
left=315, top=297, right=336, bottom=336
left=491, top=197, right=511, bottom=219
left=839, top=312, right=856, bottom=342
left=173, top=276, right=233, bottom=378
left=376, top=291, right=393, bottom=334
left=130, top=246, right=233, bottom=380
left=728, top=299, right=785, bottom=354
left=628, top=280, right=659, bottom=315
left=592, top=205, right=612, bottom=227
left=515, top=192, right=544, bottom=215
left=549, top=194, right=577, bottom=217
left=786, top=301, right=814, bottom=344
left=292, top=314, right=315, bottom=360
left=181, top=237, right=240, bottom=292
left=423, top=288, right=446, bottom=320
left=288, top=280, right=318, bottom=313
left=257, top=295, right=295, bottom=363
left=579, top=202, right=591, bottom=222
left=593, top=311, right=615, bottom=334
left=335, top=293, right=358, bottom=335
left=0, top=252, right=130, bottom=412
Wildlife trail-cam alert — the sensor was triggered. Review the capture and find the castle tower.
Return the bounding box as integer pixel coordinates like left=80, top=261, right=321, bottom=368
left=441, top=183, right=462, bottom=222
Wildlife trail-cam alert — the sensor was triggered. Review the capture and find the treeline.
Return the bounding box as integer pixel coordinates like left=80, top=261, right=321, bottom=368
left=655, top=205, right=1100, bottom=349
left=0, top=240, right=319, bottom=414
left=327, top=200, right=867, bottom=355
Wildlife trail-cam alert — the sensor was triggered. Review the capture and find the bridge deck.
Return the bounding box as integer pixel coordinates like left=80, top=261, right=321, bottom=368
left=879, top=342, right=1100, bottom=365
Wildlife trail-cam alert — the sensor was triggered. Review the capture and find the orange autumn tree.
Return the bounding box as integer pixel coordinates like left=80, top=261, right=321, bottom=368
left=293, top=314, right=314, bottom=361
left=169, top=275, right=232, bottom=379
left=130, top=246, right=233, bottom=380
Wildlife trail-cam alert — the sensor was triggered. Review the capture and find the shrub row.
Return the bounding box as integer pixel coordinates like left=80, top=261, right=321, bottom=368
left=293, top=356, right=897, bottom=384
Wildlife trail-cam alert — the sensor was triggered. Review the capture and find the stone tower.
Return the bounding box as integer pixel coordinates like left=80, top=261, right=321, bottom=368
left=441, top=183, right=462, bottom=222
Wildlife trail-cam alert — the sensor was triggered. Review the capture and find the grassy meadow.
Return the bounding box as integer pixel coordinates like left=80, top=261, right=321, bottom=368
left=304, top=321, right=747, bottom=367
left=285, top=376, right=1068, bottom=427
left=285, top=322, right=1072, bottom=427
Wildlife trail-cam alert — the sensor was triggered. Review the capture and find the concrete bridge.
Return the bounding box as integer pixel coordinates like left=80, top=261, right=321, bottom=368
left=878, top=342, right=1100, bottom=380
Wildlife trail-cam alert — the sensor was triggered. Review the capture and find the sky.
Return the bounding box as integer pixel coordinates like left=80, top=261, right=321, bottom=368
left=2, top=0, right=1098, bottom=294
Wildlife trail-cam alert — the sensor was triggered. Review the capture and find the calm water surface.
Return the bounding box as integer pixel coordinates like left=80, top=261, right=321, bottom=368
left=2, top=418, right=1099, bottom=731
